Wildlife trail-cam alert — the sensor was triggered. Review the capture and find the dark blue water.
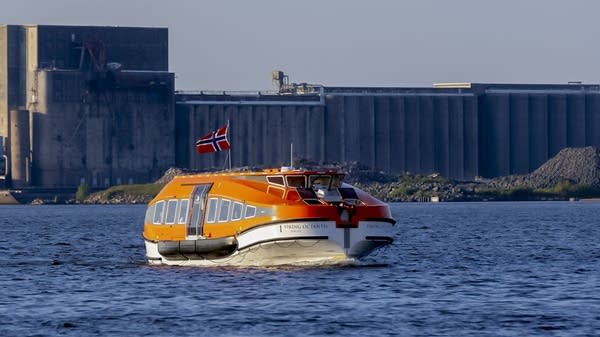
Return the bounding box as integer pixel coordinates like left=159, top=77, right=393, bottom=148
left=1, top=202, right=599, bottom=337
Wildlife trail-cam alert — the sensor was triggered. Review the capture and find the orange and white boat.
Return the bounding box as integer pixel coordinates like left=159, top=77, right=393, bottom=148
left=143, top=167, right=395, bottom=266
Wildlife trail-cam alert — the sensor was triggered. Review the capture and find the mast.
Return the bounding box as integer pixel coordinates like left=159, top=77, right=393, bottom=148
left=227, top=120, right=232, bottom=170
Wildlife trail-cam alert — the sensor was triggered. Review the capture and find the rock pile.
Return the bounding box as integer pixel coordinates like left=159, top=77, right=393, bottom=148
left=532, top=146, right=600, bottom=187
left=83, top=192, right=152, bottom=204
left=154, top=167, right=200, bottom=185
left=490, top=147, right=600, bottom=189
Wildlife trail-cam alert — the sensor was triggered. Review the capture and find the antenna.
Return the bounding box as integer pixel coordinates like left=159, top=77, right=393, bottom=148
left=228, top=120, right=232, bottom=170
left=290, top=142, right=294, bottom=168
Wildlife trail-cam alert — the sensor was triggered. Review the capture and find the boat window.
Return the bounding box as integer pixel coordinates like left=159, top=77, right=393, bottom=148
left=153, top=201, right=165, bottom=224
left=145, top=204, right=155, bottom=224
left=206, top=198, right=218, bottom=223
left=267, top=175, right=285, bottom=187
left=165, top=199, right=178, bottom=224
left=338, top=187, right=357, bottom=199
left=177, top=199, right=189, bottom=224
left=309, top=175, right=331, bottom=189
left=331, top=174, right=345, bottom=188
left=190, top=200, right=201, bottom=229
left=231, top=202, right=243, bottom=221
left=286, top=175, right=306, bottom=188
left=187, top=184, right=212, bottom=237
left=218, top=199, right=231, bottom=222
left=297, top=188, right=318, bottom=199
left=244, top=204, right=257, bottom=219
left=285, top=189, right=301, bottom=201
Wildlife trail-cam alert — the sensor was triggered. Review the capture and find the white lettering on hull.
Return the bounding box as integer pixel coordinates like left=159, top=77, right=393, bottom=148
left=280, top=223, right=329, bottom=233
left=363, top=222, right=390, bottom=229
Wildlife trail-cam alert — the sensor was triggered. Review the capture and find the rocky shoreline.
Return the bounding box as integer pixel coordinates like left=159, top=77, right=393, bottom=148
left=350, top=147, right=600, bottom=202
left=25, top=146, right=600, bottom=204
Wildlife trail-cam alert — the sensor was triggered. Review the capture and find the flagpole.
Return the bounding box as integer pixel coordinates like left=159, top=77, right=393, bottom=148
left=221, top=151, right=228, bottom=171
left=227, top=120, right=232, bottom=171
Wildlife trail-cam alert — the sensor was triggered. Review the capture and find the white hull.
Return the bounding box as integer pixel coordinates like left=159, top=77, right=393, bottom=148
left=145, top=220, right=394, bottom=267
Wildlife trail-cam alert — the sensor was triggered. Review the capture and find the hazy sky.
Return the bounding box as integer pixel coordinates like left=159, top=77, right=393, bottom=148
left=1, top=0, right=598, bottom=91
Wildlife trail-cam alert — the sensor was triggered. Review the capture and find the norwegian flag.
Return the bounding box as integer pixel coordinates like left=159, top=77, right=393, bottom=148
left=195, top=125, right=231, bottom=154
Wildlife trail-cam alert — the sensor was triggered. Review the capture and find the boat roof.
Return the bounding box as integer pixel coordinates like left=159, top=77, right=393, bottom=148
left=175, top=167, right=346, bottom=180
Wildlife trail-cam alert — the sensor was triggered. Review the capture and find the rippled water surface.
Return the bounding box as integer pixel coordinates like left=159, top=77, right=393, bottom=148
left=1, top=202, right=599, bottom=336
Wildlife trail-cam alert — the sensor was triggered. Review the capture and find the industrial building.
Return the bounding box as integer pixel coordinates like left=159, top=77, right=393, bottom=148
left=175, top=86, right=479, bottom=180
left=2, top=24, right=600, bottom=190
left=176, top=81, right=600, bottom=180
left=0, top=24, right=174, bottom=188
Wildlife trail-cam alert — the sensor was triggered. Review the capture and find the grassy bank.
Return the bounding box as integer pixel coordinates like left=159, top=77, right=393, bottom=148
left=475, top=183, right=600, bottom=201
left=100, top=183, right=164, bottom=200
left=84, top=183, right=165, bottom=204
left=357, top=173, right=600, bottom=202
left=83, top=172, right=600, bottom=204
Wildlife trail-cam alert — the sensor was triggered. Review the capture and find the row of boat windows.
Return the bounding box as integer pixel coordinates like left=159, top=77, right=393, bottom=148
left=149, top=199, right=189, bottom=225
left=266, top=174, right=344, bottom=189
left=206, top=198, right=257, bottom=223
left=150, top=198, right=257, bottom=225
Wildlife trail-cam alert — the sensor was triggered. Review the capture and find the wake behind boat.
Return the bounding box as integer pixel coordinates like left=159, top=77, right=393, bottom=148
left=143, top=167, right=395, bottom=266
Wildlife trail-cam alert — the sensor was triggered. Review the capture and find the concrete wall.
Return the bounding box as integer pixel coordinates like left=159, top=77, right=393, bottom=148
left=32, top=70, right=175, bottom=187
left=9, top=109, right=29, bottom=186
left=478, top=90, right=600, bottom=178
left=177, top=93, right=479, bottom=180
left=1, top=25, right=26, bottom=146
left=176, top=101, right=325, bottom=171
left=586, top=94, right=600, bottom=149
left=0, top=26, right=8, bottom=143
left=321, top=94, right=478, bottom=179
